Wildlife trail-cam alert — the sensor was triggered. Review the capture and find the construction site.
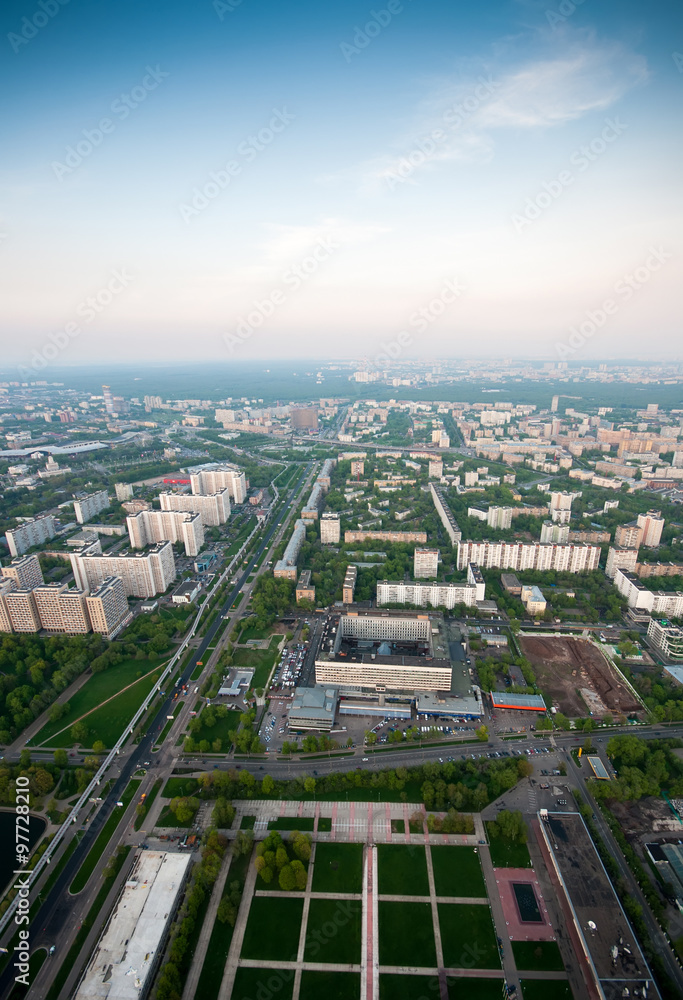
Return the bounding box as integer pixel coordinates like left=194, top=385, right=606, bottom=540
left=518, top=634, right=642, bottom=719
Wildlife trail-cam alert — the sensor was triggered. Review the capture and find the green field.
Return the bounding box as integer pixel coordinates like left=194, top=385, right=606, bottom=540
left=35, top=658, right=165, bottom=746
left=69, top=780, right=141, bottom=894
left=438, top=903, right=500, bottom=970
left=377, top=844, right=429, bottom=896
left=156, top=805, right=195, bottom=828
left=241, top=896, right=303, bottom=962
left=379, top=974, right=437, bottom=999
left=188, top=711, right=241, bottom=748
left=378, top=901, right=436, bottom=967
left=520, top=981, right=574, bottom=1000
left=232, top=635, right=281, bottom=689
left=230, top=968, right=293, bottom=1000
left=304, top=899, right=362, bottom=964
left=267, top=817, right=315, bottom=831
left=312, top=842, right=363, bottom=894
left=512, top=940, right=565, bottom=972
left=299, top=972, right=360, bottom=1000
left=193, top=851, right=251, bottom=1000
left=486, top=827, right=532, bottom=869
left=430, top=846, right=487, bottom=898
left=162, top=777, right=199, bottom=797
left=317, top=817, right=332, bottom=832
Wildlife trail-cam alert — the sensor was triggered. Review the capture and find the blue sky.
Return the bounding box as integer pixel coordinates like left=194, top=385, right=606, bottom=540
left=1, top=0, right=681, bottom=370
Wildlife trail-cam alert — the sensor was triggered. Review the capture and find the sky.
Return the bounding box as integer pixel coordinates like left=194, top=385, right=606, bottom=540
left=1, top=0, right=682, bottom=372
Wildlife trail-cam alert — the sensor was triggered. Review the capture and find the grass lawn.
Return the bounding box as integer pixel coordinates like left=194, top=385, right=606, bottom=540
left=315, top=782, right=423, bottom=803
left=378, top=901, right=436, bottom=967
left=390, top=818, right=406, bottom=834
left=233, top=635, right=281, bottom=689
left=447, top=977, right=508, bottom=998
left=430, top=846, right=487, bottom=898
left=240, top=815, right=256, bottom=829
left=69, top=779, right=141, bottom=893
left=267, top=817, right=315, bottom=831
left=156, top=805, right=195, bottom=828
left=317, top=817, right=332, bottom=832
left=241, top=896, right=303, bottom=962
left=35, top=657, right=165, bottom=746
left=379, top=974, right=437, bottom=999
left=162, top=777, right=199, bottom=797
left=520, top=981, right=574, bottom=1000
left=299, top=972, right=360, bottom=1000
left=512, top=940, right=565, bottom=972
left=193, top=851, right=251, bottom=1000
left=312, top=843, right=363, bottom=894
left=486, top=827, right=532, bottom=869
left=438, top=904, right=500, bottom=970
left=230, top=967, right=293, bottom=1000
left=377, top=844, right=429, bottom=896
left=189, top=712, right=241, bottom=748
left=304, top=899, right=362, bottom=964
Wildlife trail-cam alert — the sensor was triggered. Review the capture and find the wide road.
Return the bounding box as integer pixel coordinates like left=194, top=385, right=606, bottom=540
left=0, top=461, right=315, bottom=1000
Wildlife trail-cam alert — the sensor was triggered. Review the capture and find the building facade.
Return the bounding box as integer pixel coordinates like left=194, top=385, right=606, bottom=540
left=414, top=548, right=439, bottom=578
left=190, top=467, right=247, bottom=503
left=74, top=490, right=110, bottom=524
left=5, top=515, right=56, bottom=557
left=70, top=539, right=176, bottom=598
left=456, top=540, right=600, bottom=573
left=159, top=489, right=230, bottom=526
left=1, top=554, right=44, bottom=590
left=127, top=509, right=204, bottom=557
left=320, top=512, right=341, bottom=544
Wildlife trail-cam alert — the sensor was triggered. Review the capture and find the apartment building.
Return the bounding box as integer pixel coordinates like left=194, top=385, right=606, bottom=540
left=540, top=521, right=570, bottom=544
left=430, top=483, right=461, bottom=544
left=33, top=584, right=90, bottom=633
left=647, top=619, right=683, bottom=661
left=428, top=460, right=443, bottom=479
left=637, top=510, right=664, bottom=548
left=414, top=548, right=439, bottom=579
left=70, top=539, right=176, bottom=598
left=456, top=540, right=600, bottom=573
left=344, top=530, right=427, bottom=544
left=5, top=515, right=56, bottom=557
left=0, top=580, right=15, bottom=632
left=614, top=569, right=683, bottom=617
left=127, top=509, right=204, bottom=557
left=274, top=519, right=306, bottom=580
left=159, top=489, right=230, bottom=526
left=343, top=565, right=357, bottom=603
left=1, top=554, right=44, bottom=590
left=190, top=467, right=247, bottom=503
left=115, top=483, right=134, bottom=501
left=296, top=570, right=316, bottom=604
left=74, top=490, right=110, bottom=525
left=377, top=579, right=479, bottom=609
left=4, top=590, right=42, bottom=632
left=320, top=512, right=341, bottom=544
left=615, top=523, right=643, bottom=549
left=606, top=546, right=639, bottom=580
left=85, top=577, right=130, bottom=637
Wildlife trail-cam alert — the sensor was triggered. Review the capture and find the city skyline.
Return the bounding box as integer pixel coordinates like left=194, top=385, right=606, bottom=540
left=1, top=0, right=682, bottom=370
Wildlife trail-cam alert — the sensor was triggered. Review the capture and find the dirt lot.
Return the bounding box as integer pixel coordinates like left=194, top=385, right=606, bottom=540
left=610, top=796, right=683, bottom=839
left=519, top=634, right=642, bottom=718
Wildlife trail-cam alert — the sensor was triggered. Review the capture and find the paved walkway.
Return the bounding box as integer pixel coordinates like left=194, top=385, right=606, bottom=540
left=424, top=841, right=448, bottom=1000
left=479, top=842, right=522, bottom=996
left=182, top=848, right=234, bottom=1000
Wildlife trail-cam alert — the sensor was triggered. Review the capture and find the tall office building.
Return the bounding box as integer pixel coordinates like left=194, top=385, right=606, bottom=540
left=637, top=510, right=664, bottom=548
left=1, top=554, right=44, bottom=590
left=127, top=510, right=204, bottom=557
left=74, top=490, right=110, bottom=525
left=320, top=512, right=341, bottom=544
left=414, top=548, right=439, bottom=578
left=5, top=515, right=57, bottom=557
left=160, top=489, right=231, bottom=526
left=70, top=539, right=176, bottom=598
left=190, top=467, right=247, bottom=503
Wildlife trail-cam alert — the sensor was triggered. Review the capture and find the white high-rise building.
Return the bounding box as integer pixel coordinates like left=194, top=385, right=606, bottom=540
left=190, top=467, right=247, bottom=503
left=456, top=540, right=600, bottom=573
left=70, top=539, right=176, bottom=598
left=1, top=555, right=44, bottom=590
left=73, top=491, right=110, bottom=524
left=115, top=483, right=134, bottom=501
left=606, top=546, right=638, bottom=580
left=414, top=548, right=439, bottom=578
left=540, top=521, right=570, bottom=544
left=159, top=490, right=230, bottom=526
left=320, top=512, right=341, bottom=544
left=637, top=510, right=664, bottom=548
left=5, top=515, right=56, bottom=557
left=127, top=510, right=204, bottom=557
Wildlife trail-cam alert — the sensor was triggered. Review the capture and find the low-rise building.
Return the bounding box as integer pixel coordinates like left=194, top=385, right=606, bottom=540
left=521, top=584, right=547, bottom=616
left=296, top=569, right=316, bottom=605
left=289, top=687, right=338, bottom=731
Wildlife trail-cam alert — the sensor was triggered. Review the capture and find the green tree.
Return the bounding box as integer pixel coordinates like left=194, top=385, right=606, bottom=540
left=53, top=748, right=68, bottom=768
left=476, top=725, right=489, bottom=742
